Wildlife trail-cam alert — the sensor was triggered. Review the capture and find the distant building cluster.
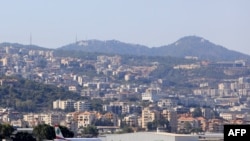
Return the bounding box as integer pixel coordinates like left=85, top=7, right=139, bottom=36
left=53, top=99, right=90, bottom=112
left=0, top=45, right=250, bottom=135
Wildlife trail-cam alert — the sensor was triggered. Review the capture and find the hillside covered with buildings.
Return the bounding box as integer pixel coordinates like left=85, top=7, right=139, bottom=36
left=0, top=44, right=250, bottom=136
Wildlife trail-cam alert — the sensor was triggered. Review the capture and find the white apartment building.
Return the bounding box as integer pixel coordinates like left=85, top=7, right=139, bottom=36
left=53, top=99, right=75, bottom=110
left=219, top=112, right=236, bottom=120
left=68, top=86, right=77, bottom=92
left=142, top=88, right=160, bottom=102
left=141, top=107, right=160, bottom=129
left=74, top=101, right=90, bottom=112
left=158, top=99, right=177, bottom=109
left=53, top=99, right=90, bottom=112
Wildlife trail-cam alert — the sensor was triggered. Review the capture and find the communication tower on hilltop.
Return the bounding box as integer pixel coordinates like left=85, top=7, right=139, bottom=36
left=30, top=33, right=32, bottom=46
left=75, top=33, right=78, bottom=44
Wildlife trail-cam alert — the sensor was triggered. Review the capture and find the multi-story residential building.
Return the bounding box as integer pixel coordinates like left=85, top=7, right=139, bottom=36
left=83, top=82, right=97, bottom=89
left=103, top=102, right=127, bottom=115
left=65, top=112, right=79, bottom=132
left=97, top=82, right=110, bottom=89
left=122, top=104, right=141, bottom=115
left=0, top=108, right=22, bottom=124
left=177, top=114, right=200, bottom=133
left=158, top=99, right=177, bottom=109
left=81, top=89, right=99, bottom=97
left=207, top=118, right=224, bottom=133
left=65, top=111, right=95, bottom=129
left=219, top=112, right=237, bottom=120
left=103, top=105, right=121, bottom=115
left=141, top=107, right=160, bottom=129
left=173, top=64, right=200, bottom=70
left=161, top=109, right=177, bottom=133
left=68, top=85, right=77, bottom=92
left=53, top=99, right=75, bottom=110
left=53, top=99, right=90, bottom=112
left=141, top=88, right=160, bottom=102
left=201, top=108, right=214, bottom=119
left=173, top=106, right=189, bottom=114
left=178, top=96, right=201, bottom=107
left=74, top=101, right=90, bottom=112
left=214, top=97, right=240, bottom=106
left=23, top=112, right=65, bottom=127
left=77, top=111, right=96, bottom=128
left=1, top=57, right=9, bottom=66
left=103, top=112, right=119, bottom=126
left=196, top=117, right=207, bottom=132
left=123, top=114, right=138, bottom=127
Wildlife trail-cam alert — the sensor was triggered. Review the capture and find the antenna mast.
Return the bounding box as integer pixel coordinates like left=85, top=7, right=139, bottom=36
left=30, top=33, right=32, bottom=46
left=75, top=33, right=78, bottom=44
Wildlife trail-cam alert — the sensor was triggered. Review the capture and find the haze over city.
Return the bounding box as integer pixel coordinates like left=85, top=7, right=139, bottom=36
left=2, top=1, right=250, bottom=140
left=0, top=0, right=249, bottom=54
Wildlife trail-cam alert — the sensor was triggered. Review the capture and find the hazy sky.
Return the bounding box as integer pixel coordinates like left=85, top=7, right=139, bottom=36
left=0, top=0, right=249, bottom=54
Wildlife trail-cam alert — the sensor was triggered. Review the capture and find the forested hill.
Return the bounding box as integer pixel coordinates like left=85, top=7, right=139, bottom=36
left=0, top=76, right=81, bottom=112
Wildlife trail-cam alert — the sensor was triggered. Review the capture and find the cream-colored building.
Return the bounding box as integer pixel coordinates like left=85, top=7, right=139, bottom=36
left=177, top=115, right=200, bottom=132
left=77, top=111, right=96, bottom=128
left=219, top=112, right=236, bottom=120
left=53, top=99, right=90, bottom=111
left=141, top=107, right=160, bottom=129
left=124, top=114, right=138, bottom=127
left=1, top=57, right=9, bottom=66
left=103, top=112, right=119, bottom=126
left=23, top=112, right=65, bottom=127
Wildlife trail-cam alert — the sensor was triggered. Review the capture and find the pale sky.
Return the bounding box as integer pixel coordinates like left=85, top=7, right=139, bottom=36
left=0, top=0, right=249, bottom=54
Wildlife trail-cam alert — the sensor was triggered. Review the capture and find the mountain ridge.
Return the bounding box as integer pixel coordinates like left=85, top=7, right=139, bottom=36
left=1, top=35, right=250, bottom=61
left=57, top=35, right=250, bottom=61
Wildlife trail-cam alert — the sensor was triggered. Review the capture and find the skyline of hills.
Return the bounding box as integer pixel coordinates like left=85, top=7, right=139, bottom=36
left=1, top=35, right=250, bottom=61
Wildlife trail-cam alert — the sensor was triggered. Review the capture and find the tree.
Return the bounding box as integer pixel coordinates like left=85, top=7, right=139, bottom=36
left=37, top=58, right=47, bottom=68
left=64, top=106, right=75, bottom=112
left=122, top=126, right=134, bottom=133
left=94, top=118, right=113, bottom=126
left=147, top=118, right=170, bottom=131
left=0, top=123, right=14, bottom=140
left=183, top=121, right=192, bottom=134
left=190, top=127, right=203, bottom=134
left=58, top=125, right=74, bottom=138
left=79, top=125, right=99, bottom=138
left=147, top=122, right=155, bottom=131
left=192, top=107, right=202, bottom=118
left=90, top=99, right=104, bottom=112
left=12, top=132, right=36, bottom=141
left=33, top=124, right=55, bottom=141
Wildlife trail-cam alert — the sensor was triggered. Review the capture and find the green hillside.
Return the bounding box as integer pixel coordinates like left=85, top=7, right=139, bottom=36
left=0, top=76, right=81, bottom=112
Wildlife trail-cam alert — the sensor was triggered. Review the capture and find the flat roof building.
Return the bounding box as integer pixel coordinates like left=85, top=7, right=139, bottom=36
left=103, top=132, right=199, bottom=141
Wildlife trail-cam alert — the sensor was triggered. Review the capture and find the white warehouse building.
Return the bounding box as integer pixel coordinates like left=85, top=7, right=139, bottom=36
left=103, top=132, right=199, bottom=141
